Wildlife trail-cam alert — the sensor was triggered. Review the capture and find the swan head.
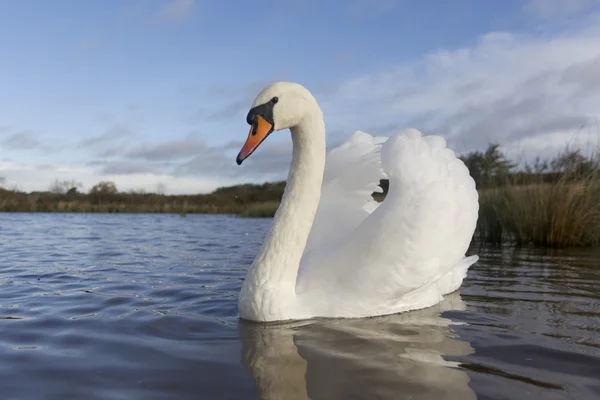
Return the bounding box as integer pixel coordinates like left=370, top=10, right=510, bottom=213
left=236, top=81, right=319, bottom=165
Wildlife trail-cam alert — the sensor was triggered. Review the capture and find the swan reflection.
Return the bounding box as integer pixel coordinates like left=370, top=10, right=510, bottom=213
left=239, top=291, right=475, bottom=400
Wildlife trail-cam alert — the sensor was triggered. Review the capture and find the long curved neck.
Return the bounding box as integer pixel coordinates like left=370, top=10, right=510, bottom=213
left=239, top=111, right=326, bottom=320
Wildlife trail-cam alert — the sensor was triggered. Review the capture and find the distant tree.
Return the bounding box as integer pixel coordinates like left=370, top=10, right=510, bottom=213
left=89, top=181, right=118, bottom=195
left=524, top=156, right=549, bottom=174
left=128, top=188, right=146, bottom=195
left=49, top=179, right=62, bottom=194
left=156, top=182, right=167, bottom=195
left=459, top=143, right=516, bottom=188
left=550, top=148, right=598, bottom=176
left=49, top=179, right=83, bottom=194
left=0, top=175, right=5, bottom=188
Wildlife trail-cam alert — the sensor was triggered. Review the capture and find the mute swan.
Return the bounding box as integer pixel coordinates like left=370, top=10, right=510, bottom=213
left=236, top=81, right=478, bottom=322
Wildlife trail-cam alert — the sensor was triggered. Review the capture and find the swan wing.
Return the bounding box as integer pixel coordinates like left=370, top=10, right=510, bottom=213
left=298, top=129, right=479, bottom=318
left=303, top=130, right=387, bottom=255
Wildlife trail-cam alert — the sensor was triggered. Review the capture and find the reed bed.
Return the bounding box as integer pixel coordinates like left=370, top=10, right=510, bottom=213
left=477, top=173, right=600, bottom=247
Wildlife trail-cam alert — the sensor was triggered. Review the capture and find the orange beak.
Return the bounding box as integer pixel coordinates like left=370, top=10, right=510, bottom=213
left=236, top=115, right=274, bottom=165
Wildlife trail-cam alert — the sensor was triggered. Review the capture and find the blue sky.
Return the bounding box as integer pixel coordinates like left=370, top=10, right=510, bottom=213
left=1, top=0, right=600, bottom=194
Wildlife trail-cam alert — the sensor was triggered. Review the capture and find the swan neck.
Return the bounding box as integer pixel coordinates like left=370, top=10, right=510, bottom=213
left=263, top=113, right=326, bottom=280
left=240, top=111, right=325, bottom=320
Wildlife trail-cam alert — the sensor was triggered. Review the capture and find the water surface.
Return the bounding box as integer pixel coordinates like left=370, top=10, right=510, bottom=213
left=1, top=213, right=599, bottom=399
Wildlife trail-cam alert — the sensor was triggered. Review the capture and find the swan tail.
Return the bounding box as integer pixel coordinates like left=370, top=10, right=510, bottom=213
left=369, top=255, right=479, bottom=318
left=437, top=255, right=478, bottom=296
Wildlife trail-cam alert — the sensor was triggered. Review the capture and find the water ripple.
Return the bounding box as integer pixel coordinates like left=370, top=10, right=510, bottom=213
left=0, top=214, right=599, bottom=399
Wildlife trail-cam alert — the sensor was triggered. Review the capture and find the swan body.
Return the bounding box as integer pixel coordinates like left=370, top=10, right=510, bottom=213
left=236, top=82, right=478, bottom=322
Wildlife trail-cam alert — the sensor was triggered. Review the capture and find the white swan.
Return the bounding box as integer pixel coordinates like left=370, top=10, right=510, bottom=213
left=236, top=82, right=478, bottom=322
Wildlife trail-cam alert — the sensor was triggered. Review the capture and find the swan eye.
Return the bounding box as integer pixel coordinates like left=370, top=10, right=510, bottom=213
left=271, top=97, right=279, bottom=104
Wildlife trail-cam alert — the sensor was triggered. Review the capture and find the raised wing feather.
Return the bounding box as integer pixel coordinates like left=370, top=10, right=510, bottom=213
left=298, top=129, right=479, bottom=318
left=303, top=131, right=387, bottom=255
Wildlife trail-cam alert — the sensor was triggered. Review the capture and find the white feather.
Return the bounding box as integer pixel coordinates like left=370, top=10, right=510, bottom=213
left=297, top=129, right=479, bottom=318
left=303, top=130, right=387, bottom=254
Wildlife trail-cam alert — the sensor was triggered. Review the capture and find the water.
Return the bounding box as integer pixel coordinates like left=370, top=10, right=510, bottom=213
left=1, top=213, right=599, bottom=400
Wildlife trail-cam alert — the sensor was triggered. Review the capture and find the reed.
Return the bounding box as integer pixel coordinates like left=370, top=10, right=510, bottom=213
left=477, top=172, right=600, bottom=247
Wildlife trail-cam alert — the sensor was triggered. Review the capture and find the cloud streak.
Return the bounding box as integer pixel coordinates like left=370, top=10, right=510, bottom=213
left=321, top=17, right=600, bottom=162
left=1, top=130, right=43, bottom=150
left=81, top=124, right=132, bottom=148
left=126, top=134, right=207, bottom=160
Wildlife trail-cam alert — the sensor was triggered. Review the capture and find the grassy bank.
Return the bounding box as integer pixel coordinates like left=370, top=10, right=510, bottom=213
left=0, top=181, right=286, bottom=215
left=476, top=175, right=600, bottom=247
left=1, top=175, right=598, bottom=247
left=471, top=145, right=600, bottom=247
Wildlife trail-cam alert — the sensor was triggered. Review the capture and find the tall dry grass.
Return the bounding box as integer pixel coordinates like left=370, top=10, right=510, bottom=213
left=477, top=172, right=600, bottom=247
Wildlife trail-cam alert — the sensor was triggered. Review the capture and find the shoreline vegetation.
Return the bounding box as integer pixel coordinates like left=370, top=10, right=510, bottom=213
left=0, top=180, right=287, bottom=215
left=1, top=144, right=599, bottom=247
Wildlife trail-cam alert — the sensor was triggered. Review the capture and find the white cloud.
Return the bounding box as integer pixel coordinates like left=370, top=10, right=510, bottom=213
left=320, top=13, right=600, bottom=164
left=0, top=160, right=232, bottom=195
left=502, top=127, right=600, bottom=164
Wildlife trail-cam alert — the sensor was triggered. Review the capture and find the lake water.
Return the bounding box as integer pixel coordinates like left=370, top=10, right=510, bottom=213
left=1, top=213, right=599, bottom=400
